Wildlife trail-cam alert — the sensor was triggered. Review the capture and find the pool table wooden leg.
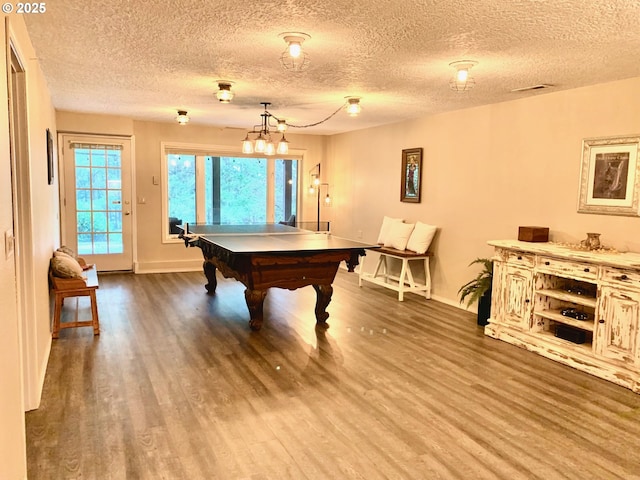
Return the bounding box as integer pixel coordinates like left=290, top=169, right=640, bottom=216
left=313, top=284, right=333, bottom=325
left=245, top=289, right=267, bottom=330
left=203, top=260, right=217, bottom=294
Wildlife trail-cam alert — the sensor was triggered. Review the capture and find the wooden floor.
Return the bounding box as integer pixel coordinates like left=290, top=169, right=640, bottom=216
left=27, top=270, right=640, bottom=479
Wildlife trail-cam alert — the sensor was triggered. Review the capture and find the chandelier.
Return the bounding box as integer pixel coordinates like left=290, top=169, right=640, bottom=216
left=241, top=98, right=362, bottom=155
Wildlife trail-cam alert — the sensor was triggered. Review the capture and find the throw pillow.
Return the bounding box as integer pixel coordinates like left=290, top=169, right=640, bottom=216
left=384, top=222, right=415, bottom=250
left=406, top=222, right=437, bottom=254
left=57, top=245, right=78, bottom=259
left=376, top=216, right=403, bottom=244
left=51, top=254, right=84, bottom=279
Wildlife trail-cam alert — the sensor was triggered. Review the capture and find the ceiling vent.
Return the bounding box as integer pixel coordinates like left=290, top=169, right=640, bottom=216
left=511, top=84, right=554, bottom=93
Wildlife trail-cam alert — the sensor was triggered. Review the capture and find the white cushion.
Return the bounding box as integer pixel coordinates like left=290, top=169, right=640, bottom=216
left=51, top=253, right=84, bottom=278
left=57, top=245, right=78, bottom=259
left=384, top=222, right=415, bottom=250
left=406, top=222, right=437, bottom=254
left=376, top=216, right=403, bottom=244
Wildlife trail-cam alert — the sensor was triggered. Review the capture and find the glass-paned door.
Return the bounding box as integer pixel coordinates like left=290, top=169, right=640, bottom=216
left=62, top=135, right=133, bottom=271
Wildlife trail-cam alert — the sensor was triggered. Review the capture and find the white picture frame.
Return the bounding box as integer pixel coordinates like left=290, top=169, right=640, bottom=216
left=577, top=135, right=640, bottom=216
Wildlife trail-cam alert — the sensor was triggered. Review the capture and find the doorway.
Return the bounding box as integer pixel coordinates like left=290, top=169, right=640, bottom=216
left=60, top=134, right=133, bottom=271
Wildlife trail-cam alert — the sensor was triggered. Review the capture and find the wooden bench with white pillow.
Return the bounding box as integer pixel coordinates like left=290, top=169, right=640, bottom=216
left=359, top=218, right=436, bottom=301
left=49, top=248, right=100, bottom=339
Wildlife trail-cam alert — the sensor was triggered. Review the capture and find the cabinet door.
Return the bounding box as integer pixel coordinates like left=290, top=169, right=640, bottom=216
left=501, top=265, right=533, bottom=330
left=595, top=286, right=640, bottom=366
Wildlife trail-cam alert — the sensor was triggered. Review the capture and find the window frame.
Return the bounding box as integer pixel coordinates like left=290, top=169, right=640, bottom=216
left=161, top=141, right=304, bottom=243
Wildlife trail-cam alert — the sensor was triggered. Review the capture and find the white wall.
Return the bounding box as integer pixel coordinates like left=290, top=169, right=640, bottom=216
left=1, top=13, right=58, bottom=480
left=327, top=77, right=640, bottom=308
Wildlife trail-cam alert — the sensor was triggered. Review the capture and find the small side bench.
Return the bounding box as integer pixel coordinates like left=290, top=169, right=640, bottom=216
left=50, top=263, right=100, bottom=338
left=359, top=246, right=432, bottom=301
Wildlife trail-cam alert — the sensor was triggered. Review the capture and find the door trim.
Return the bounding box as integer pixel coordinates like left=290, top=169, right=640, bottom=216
left=58, top=133, right=136, bottom=271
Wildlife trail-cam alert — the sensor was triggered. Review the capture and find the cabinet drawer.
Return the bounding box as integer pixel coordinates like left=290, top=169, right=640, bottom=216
left=536, top=256, right=597, bottom=282
left=506, top=251, right=535, bottom=268
left=601, top=267, right=640, bottom=289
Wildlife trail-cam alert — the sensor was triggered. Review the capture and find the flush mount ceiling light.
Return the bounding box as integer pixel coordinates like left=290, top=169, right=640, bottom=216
left=241, top=97, right=363, bottom=155
left=215, top=81, right=234, bottom=103
left=279, top=32, right=311, bottom=73
left=449, top=60, right=478, bottom=92
left=345, top=97, right=362, bottom=116
left=175, top=110, right=189, bottom=125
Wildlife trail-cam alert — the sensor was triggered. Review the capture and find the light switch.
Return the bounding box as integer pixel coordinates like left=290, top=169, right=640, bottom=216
left=152, top=175, right=159, bottom=185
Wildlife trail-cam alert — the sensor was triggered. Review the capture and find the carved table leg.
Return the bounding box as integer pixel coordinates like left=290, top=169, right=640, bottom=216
left=245, top=289, right=268, bottom=331
left=203, top=260, right=217, bottom=294
left=312, top=284, right=333, bottom=326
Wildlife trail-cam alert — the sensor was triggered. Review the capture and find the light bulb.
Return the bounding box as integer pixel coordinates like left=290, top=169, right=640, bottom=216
left=456, top=69, right=469, bottom=82
left=277, top=136, right=289, bottom=154
left=288, top=42, right=302, bottom=58
left=325, top=194, right=331, bottom=204
left=265, top=140, right=276, bottom=156
left=255, top=135, right=266, bottom=153
left=242, top=135, right=254, bottom=154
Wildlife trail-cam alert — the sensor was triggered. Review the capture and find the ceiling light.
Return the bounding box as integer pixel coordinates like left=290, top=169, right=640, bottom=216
left=279, top=32, right=311, bottom=73
left=449, top=60, right=478, bottom=92
left=345, top=97, right=361, bottom=116
left=176, top=110, right=189, bottom=125
left=241, top=98, right=363, bottom=154
left=215, top=81, right=234, bottom=103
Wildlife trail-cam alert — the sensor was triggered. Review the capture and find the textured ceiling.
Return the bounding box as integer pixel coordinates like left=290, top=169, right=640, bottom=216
left=23, top=0, right=640, bottom=134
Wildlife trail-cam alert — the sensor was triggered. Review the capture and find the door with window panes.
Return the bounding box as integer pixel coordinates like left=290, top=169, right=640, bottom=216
left=61, top=135, right=133, bottom=271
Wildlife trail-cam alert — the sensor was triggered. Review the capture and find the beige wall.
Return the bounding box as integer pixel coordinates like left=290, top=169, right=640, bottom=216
left=1, top=13, right=58, bottom=480
left=327, top=77, right=640, bottom=308
left=54, top=115, right=330, bottom=272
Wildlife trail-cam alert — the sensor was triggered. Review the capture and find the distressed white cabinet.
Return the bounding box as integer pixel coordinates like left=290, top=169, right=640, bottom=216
left=486, top=240, right=640, bottom=393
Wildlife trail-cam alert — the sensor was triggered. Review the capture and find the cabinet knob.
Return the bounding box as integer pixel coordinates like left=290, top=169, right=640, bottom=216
left=584, top=268, right=590, bottom=272
left=620, top=274, right=628, bottom=280
left=545, top=261, right=550, bottom=265
left=525, top=299, right=530, bottom=303
left=599, top=319, right=605, bottom=324
left=517, top=256, right=522, bottom=260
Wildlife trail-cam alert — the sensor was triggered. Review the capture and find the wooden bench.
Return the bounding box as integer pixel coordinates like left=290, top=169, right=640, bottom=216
left=50, top=262, right=100, bottom=339
left=359, top=246, right=432, bottom=301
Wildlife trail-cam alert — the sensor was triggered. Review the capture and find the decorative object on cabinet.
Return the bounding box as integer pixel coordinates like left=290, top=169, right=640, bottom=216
left=458, top=258, right=493, bottom=326
left=486, top=239, right=640, bottom=393
left=580, top=232, right=601, bottom=250
left=577, top=134, right=640, bottom=216
left=400, top=148, right=422, bottom=203
left=518, top=226, right=549, bottom=242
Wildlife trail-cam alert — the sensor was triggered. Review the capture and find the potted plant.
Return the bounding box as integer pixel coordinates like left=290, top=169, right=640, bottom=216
left=458, top=258, right=493, bottom=326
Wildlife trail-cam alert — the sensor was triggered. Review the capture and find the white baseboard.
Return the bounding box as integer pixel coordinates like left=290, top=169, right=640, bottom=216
left=134, top=259, right=203, bottom=274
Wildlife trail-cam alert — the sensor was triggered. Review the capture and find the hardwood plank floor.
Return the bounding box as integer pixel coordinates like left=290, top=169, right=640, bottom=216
left=26, top=270, right=640, bottom=479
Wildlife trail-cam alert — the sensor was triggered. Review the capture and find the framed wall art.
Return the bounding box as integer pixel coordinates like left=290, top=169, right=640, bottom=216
left=46, top=128, right=54, bottom=185
left=400, top=147, right=422, bottom=203
left=577, top=135, right=640, bottom=216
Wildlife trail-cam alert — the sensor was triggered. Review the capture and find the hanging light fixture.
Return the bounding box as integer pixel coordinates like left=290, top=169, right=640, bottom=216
left=345, top=97, right=362, bottom=116
left=449, top=60, right=478, bottom=92
left=215, top=81, right=234, bottom=103
left=241, top=97, right=364, bottom=154
left=241, top=102, right=289, bottom=155
left=175, top=110, right=189, bottom=125
left=279, top=32, right=311, bottom=72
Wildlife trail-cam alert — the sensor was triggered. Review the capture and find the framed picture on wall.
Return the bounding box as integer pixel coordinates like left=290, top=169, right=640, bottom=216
left=46, top=128, right=54, bottom=185
left=400, top=147, right=422, bottom=203
left=577, top=135, right=640, bottom=216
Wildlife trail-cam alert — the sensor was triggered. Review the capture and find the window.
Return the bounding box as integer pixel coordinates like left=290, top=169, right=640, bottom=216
left=163, top=143, right=299, bottom=240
